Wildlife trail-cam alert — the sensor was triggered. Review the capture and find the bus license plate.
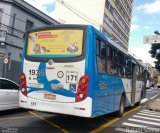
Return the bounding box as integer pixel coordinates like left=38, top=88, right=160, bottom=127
left=44, top=94, right=56, bottom=100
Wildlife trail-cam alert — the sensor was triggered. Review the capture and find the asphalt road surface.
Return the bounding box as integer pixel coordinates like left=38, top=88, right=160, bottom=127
left=0, top=87, right=159, bottom=133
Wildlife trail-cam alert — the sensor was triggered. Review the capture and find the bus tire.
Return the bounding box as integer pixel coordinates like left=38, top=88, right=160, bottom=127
left=117, top=95, right=125, bottom=117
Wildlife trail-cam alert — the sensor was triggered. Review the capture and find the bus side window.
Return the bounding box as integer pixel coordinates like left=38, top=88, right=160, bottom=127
left=138, top=66, right=145, bottom=81
left=119, top=53, right=125, bottom=77
left=113, top=50, right=119, bottom=76
left=96, top=39, right=106, bottom=74
left=106, top=46, right=113, bottom=75
left=137, top=65, right=140, bottom=80
left=125, top=58, right=132, bottom=78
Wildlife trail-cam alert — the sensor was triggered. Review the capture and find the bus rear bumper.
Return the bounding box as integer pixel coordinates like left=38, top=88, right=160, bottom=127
left=19, top=93, right=92, bottom=117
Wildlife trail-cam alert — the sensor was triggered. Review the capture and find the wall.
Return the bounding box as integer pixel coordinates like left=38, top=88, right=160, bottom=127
left=0, top=1, right=57, bottom=82
left=52, top=0, right=105, bottom=29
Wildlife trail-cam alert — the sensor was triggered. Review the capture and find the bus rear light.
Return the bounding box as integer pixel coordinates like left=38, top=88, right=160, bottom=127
left=79, top=86, right=86, bottom=91
left=21, top=75, right=25, bottom=80
left=75, top=75, right=89, bottom=102
left=21, top=88, right=26, bottom=92
left=20, top=73, right=27, bottom=96
left=79, top=93, right=84, bottom=99
left=81, top=78, right=88, bottom=84
left=21, top=81, right=25, bottom=86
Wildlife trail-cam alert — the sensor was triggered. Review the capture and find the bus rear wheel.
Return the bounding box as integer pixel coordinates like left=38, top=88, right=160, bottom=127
left=117, top=95, right=125, bottom=117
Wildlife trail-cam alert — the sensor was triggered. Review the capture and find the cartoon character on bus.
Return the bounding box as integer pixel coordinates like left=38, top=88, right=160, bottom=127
left=29, top=33, right=50, bottom=54
left=67, top=42, right=78, bottom=53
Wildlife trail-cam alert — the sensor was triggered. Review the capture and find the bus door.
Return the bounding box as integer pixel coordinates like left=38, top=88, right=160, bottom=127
left=95, top=38, right=114, bottom=113
left=131, top=60, right=137, bottom=105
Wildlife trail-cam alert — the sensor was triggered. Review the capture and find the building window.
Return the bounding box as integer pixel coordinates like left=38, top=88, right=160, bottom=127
left=11, top=13, right=16, bottom=33
left=104, top=14, right=113, bottom=28
left=113, top=10, right=130, bottom=34
left=26, top=20, right=34, bottom=30
left=113, top=22, right=128, bottom=44
left=0, top=30, right=6, bottom=37
left=105, top=0, right=114, bottom=14
left=0, top=9, right=3, bottom=23
left=0, top=30, right=6, bottom=43
left=0, top=52, right=5, bottom=58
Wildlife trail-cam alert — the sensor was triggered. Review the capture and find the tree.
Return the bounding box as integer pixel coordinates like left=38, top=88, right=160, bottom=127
left=149, top=43, right=160, bottom=70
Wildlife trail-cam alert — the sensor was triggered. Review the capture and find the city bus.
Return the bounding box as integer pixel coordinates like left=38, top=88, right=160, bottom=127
left=19, top=25, right=146, bottom=118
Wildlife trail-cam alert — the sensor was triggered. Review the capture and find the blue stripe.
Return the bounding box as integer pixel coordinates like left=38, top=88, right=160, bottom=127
left=27, top=87, right=76, bottom=97
left=27, top=62, right=76, bottom=98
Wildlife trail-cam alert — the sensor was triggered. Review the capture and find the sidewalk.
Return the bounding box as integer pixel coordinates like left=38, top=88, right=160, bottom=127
left=143, top=95, right=160, bottom=112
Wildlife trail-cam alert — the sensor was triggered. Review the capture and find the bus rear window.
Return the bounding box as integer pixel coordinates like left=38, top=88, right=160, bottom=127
left=26, top=29, right=83, bottom=58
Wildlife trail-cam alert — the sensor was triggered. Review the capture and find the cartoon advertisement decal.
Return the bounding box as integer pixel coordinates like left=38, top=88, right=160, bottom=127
left=27, top=30, right=83, bottom=57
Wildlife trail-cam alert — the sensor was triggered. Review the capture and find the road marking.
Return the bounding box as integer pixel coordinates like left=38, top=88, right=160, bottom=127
left=137, top=113, right=160, bottom=117
left=128, top=118, right=160, bottom=126
left=140, top=110, right=160, bottom=115
left=122, top=122, right=148, bottom=127
left=90, top=117, right=120, bottom=133
left=115, top=127, right=160, bottom=133
left=141, top=98, right=148, bottom=104
left=133, top=115, right=160, bottom=121
left=142, top=109, right=160, bottom=113
left=0, top=116, right=37, bottom=121
left=122, top=106, right=141, bottom=117
left=115, top=127, right=129, bottom=132
left=150, top=94, right=159, bottom=99
left=89, top=106, right=141, bottom=133
left=29, top=111, right=69, bottom=133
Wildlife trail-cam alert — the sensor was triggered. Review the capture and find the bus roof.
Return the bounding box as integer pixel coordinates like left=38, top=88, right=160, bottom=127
left=25, top=24, right=144, bottom=67
left=25, top=24, right=88, bottom=33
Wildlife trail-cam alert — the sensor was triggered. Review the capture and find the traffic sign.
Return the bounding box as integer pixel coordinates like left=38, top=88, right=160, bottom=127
left=4, top=58, right=8, bottom=64
left=143, top=35, right=160, bottom=44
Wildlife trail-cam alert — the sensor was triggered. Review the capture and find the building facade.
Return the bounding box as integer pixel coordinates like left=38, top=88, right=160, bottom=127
left=103, top=0, right=133, bottom=50
left=52, top=0, right=133, bottom=50
left=0, top=0, right=59, bottom=83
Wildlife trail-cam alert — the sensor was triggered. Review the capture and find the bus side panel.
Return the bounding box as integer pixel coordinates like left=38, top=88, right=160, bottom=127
left=121, top=79, right=132, bottom=107
left=114, top=78, right=132, bottom=112
left=135, top=80, right=143, bottom=103
left=85, top=26, right=95, bottom=98
left=89, top=29, right=132, bottom=117
left=90, top=29, right=116, bottom=117
left=73, top=26, right=94, bottom=117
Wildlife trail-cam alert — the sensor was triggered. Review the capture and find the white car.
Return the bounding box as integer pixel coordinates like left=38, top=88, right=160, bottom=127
left=146, top=80, right=153, bottom=89
left=0, top=78, right=19, bottom=111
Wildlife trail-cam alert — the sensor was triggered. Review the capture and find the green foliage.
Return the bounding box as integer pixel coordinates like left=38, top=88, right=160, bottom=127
left=149, top=43, right=160, bottom=70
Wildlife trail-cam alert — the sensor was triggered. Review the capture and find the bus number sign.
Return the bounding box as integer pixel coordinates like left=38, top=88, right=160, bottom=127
left=66, top=71, right=78, bottom=83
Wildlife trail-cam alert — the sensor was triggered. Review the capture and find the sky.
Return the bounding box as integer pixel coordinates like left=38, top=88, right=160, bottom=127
left=24, top=0, right=160, bottom=66
left=129, top=0, right=160, bottom=66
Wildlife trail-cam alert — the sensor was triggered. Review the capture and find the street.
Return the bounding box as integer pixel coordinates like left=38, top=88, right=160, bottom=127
left=0, top=87, right=159, bottom=133
left=0, top=0, right=160, bottom=133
